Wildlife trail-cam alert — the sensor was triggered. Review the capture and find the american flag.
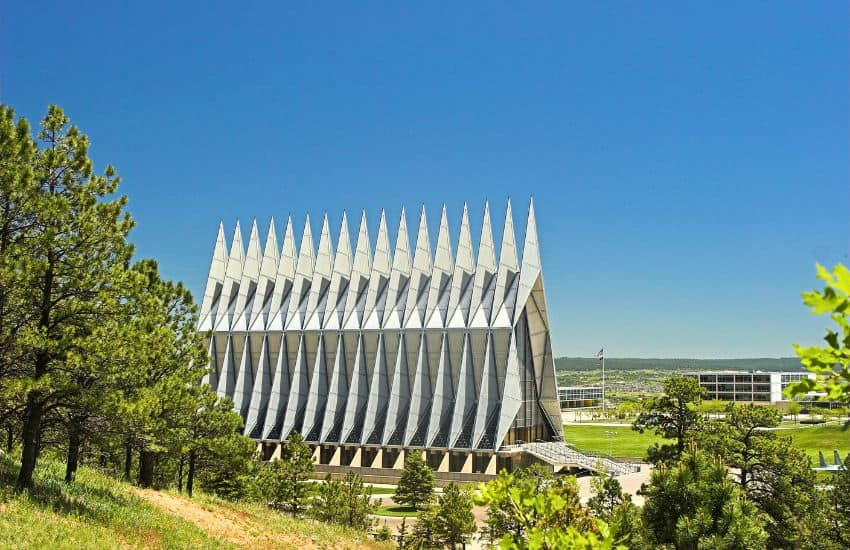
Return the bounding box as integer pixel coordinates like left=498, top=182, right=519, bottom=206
left=595, top=348, right=604, bottom=359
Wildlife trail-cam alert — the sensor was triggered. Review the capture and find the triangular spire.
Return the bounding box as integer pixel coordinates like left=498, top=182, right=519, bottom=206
left=382, top=335, right=410, bottom=444
left=447, top=202, right=475, bottom=327
left=232, top=220, right=262, bottom=331
left=492, top=199, right=519, bottom=326
left=515, top=197, right=542, bottom=316
left=425, top=205, right=453, bottom=328
left=404, top=205, right=433, bottom=327
left=470, top=201, right=497, bottom=327
left=285, top=215, right=316, bottom=330
left=364, top=210, right=392, bottom=328
left=324, top=211, right=353, bottom=330
left=199, top=222, right=228, bottom=330
left=267, top=216, right=297, bottom=330
left=343, top=211, right=372, bottom=329
left=214, top=222, right=245, bottom=331
left=304, top=213, right=334, bottom=329
left=249, top=217, right=280, bottom=329
left=320, top=336, right=349, bottom=442
left=384, top=207, right=412, bottom=329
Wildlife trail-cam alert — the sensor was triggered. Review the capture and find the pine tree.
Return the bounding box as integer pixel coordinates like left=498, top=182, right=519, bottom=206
left=640, top=447, right=769, bottom=548
left=311, top=471, right=376, bottom=530
left=695, top=404, right=822, bottom=548
left=433, top=483, right=476, bottom=549
left=0, top=106, right=36, bottom=442
left=256, top=432, right=314, bottom=515
left=394, top=452, right=434, bottom=510
left=11, top=105, right=134, bottom=490
left=184, top=386, right=255, bottom=498
left=633, top=376, right=705, bottom=464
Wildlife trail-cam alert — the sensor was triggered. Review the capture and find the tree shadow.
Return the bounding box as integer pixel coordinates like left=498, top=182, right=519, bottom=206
left=0, top=454, right=140, bottom=527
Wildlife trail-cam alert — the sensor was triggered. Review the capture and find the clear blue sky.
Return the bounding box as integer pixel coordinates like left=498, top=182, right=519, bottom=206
left=1, top=2, right=847, bottom=358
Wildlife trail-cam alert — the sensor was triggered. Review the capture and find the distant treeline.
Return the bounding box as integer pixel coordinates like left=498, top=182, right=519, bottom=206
left=555, top=357, right=802, bottom=373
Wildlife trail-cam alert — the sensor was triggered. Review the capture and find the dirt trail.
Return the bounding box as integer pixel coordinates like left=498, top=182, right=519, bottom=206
left=131, top=487, right=310, bottom=549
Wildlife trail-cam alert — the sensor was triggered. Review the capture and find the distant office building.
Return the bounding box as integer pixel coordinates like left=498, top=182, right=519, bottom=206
left=198, top=199, right=564, bottom=479
left=682, top=371, right=815, bottom=403
left=558, top=386, right=603, bottom=409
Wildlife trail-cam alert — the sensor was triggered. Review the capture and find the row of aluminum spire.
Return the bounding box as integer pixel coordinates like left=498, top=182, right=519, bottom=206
left=199, top=199, right=544, bottom=334
left=198, top=198, right=562, bottom=451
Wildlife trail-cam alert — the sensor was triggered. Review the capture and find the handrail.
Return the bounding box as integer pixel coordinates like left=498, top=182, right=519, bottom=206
left=506, top=441, right=638, bottom=476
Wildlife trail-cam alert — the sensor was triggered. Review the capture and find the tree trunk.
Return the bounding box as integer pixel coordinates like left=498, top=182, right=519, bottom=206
left=17, top=396, right=43, bottom=490
left=6, top=424, right=12, bottom=453
left=186, top=449, right=196, bottom=498
left=123, top=441, right=133, bottom=481
left=138, top=450, right=155, bottom=488
left=177, top=456, right=184, bottom=494
left=65, top=421, right=81, bottom=483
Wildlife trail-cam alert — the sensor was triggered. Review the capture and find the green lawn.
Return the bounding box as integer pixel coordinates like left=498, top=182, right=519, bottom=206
left=562, top=425, right=668, bottom=458
left=374, top=505, right=419, bottom=517
left=365, top=485, right=395, bottom=495
left=784, top=423, right=850, bottom=464
left=562, top=422, right=850, bottom=465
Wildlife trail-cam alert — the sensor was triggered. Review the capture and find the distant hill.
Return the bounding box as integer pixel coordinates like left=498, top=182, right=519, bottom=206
left=555, top=357, right=803, bottom=373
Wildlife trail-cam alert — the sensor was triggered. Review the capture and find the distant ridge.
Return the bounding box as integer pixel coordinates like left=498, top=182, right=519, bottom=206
left=555, top=357, right=802, bottom=373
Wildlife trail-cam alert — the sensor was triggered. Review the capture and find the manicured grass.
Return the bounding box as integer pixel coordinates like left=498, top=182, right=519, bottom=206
left=563, top=421, right=850, bottom=465
left=784, top=423, right=850, bottom=464
left=365, top=485, right=395, bottom=495
left=562, top=424, right=670, bottom=458
left=374, top=505, right=419, bottom=517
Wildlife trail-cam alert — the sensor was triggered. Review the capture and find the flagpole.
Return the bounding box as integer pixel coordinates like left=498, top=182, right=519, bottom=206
left=601, top=351, right=606, bottom=418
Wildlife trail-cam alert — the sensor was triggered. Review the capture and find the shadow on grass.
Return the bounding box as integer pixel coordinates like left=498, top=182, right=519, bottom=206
left=0, top=453, right=139, bottom=527
left=375, top=504, right=419, bottom=517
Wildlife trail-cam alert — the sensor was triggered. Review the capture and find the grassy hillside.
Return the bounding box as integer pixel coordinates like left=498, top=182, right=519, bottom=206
left=0, top=453, right=389, bottom=549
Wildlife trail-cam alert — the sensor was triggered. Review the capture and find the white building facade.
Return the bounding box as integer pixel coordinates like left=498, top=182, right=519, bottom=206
left=198, top=199, right=563, bottom=476
left=682, top=371, right=816, bottom=403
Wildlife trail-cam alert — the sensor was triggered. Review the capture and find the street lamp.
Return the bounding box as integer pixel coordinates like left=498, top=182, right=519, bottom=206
left=604, top=430, right=618, bottom=457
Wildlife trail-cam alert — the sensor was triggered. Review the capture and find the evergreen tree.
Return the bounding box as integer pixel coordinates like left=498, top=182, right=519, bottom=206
left=395, top=452, right=434, bottom=510
left=0, top=106, right=36, bottom=441
left=823, top=456, right=850, bottom=548
left=587, top=471, right=630, bottom=520
left=186, top=387, right=255, bottom=498
left=256, top=432, right=314, bottom=515
left=633, top=376, right=705, bottom=464
left=119, top=260, right=208, bottom=488
left=9, top=105, right=134, bottom=490
left=433, top=483, right=476, bottom=549
left=410, top=505, right=440, bottom=549
left=640, top=447, right=769, bottom=549
left=696, top=404, right=821, bottom=548
left=311, top=471, right=375, bottom=530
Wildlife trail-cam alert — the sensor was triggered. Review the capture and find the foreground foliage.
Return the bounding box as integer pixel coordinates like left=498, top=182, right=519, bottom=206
left=476, top=467, right=620, bottom=550
left=788, top=263, right=850, bottom=405
left=640, top=448, right=769, bottom=549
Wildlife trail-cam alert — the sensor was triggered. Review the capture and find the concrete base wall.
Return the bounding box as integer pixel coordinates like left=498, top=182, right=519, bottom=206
left=263, top=442, right=508, bottom=481
left=313, top=464, right=497, bottom=485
